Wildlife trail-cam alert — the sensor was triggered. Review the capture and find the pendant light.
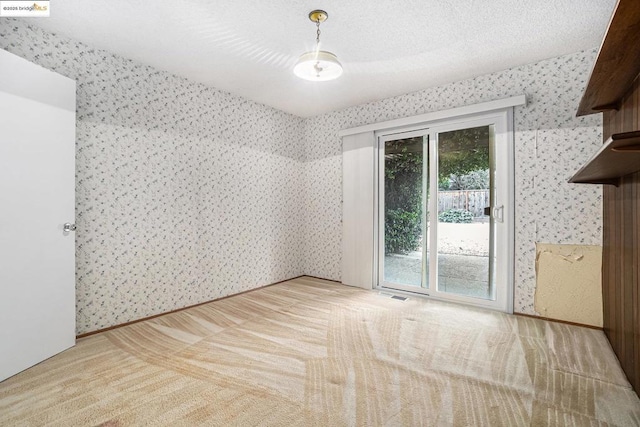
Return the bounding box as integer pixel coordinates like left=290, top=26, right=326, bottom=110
left=293, top=10, right=343, bottom=82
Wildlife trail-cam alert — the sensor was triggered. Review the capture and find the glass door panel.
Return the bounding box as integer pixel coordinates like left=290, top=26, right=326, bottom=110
left=382, top=134, right=428, bottom=288
left=436, top=125, right=495, bottom=300
left=378, top=111, right=512, bottom=312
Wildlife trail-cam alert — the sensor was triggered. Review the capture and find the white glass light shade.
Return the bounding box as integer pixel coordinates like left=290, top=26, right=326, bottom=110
left=293, top=50, right=343, bottom=81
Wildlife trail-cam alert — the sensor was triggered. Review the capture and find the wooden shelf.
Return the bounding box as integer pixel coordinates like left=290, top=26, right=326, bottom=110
left=576, top=0, right=640, bottom=116
left=570, top=131, right=640, bottom=185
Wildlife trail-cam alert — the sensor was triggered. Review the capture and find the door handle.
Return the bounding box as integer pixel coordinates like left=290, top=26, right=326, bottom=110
left=63, top=223, right=76, bottom=233
left=493, top=206, right=504, bottom=223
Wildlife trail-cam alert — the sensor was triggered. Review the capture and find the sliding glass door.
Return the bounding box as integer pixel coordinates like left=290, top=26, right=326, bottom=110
left=377, top=112, right=513, bottom=311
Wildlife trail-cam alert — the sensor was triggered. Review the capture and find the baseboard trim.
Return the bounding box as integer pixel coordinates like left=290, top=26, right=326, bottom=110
left=76, top=278, right=601, bottom=338
left=76, top=275, right=309, bottom=339
left=296, top=274, right=342, bottom=284
left=513, top=312, right=602, bottom=330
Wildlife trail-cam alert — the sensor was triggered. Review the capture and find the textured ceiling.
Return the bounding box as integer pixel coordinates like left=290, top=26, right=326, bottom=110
left=28, top=0, right=616, bottom=117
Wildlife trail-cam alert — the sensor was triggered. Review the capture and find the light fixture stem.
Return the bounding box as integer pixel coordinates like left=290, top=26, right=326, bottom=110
left=316, top=20, right=321, bottom=46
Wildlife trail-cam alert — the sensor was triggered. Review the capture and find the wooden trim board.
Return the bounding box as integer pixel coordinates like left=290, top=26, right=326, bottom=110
left=77, top=274, right=602, bottom=339
left=337, top=95, right=526, bottom=137
left=514, top=312, right=603, bottom=330
left=76, top=275, right=307, bottom=339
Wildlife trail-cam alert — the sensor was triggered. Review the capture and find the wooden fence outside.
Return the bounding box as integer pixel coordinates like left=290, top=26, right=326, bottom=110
left=437, top=190, right=490, bottom=217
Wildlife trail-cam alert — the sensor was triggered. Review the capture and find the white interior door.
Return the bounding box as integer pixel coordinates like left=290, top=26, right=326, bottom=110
left=0, top=49, right=76, bottom=382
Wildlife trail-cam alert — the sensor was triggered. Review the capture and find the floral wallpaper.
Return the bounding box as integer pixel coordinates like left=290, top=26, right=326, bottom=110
left=302, top=50, right=603, bottom=315
left=0, top=19, right=305, bottom=334
left=2, top=18, right=602, bottom=329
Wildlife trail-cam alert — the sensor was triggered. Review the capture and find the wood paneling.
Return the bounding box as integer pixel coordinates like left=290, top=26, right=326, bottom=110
left=602, top=75, right=640, bottom=392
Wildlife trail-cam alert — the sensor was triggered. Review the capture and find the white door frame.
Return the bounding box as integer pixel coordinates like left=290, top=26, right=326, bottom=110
left=375, top=109, right=514, bottom=313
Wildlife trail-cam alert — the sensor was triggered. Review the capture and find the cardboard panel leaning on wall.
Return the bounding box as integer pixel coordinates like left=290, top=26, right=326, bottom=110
left=534, top=243, right=603, bottom=327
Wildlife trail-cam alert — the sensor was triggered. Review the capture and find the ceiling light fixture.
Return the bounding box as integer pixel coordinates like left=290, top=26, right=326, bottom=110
left=294, top=10, right=343, bottom=82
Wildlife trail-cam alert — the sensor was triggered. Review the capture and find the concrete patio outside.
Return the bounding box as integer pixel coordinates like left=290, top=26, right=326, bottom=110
left=384, top=222, right=492, bottom=299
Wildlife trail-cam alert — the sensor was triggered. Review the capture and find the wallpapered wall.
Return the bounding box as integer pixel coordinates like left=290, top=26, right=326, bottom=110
left=0, top=20, right=305, bottom=334
left=302, top=50, right=603, bottom=315
left=2, top=18, right=602, bottom=330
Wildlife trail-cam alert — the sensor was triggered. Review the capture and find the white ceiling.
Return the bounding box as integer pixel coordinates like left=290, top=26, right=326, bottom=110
left=29, top=0, right=616, bottom=117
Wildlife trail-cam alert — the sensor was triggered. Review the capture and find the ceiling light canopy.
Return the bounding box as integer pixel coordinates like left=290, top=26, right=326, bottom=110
left=294, top=10, right=343, bottom=82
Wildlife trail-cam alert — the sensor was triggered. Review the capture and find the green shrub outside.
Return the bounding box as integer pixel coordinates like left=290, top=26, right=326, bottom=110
left=384, top=126, right=489, bottom=254
left=385, top=208, right=422, bottom=254
left=438, top=208, right=474, bottom=223
left=384, top=138, right=423, bottom=254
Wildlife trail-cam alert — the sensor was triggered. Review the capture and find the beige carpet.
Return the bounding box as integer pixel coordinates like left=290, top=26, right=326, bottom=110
left=1, top=276, right=639, bottom=426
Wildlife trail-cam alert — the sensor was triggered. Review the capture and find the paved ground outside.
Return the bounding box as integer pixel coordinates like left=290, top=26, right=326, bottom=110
left=384, top=222, right=492, bottom=299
